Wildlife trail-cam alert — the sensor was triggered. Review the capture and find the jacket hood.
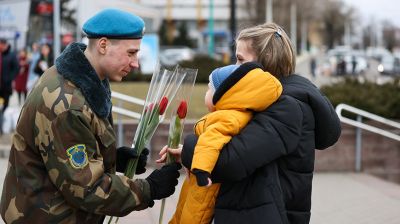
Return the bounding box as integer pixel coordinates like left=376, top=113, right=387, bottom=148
left=55, top=42, right=112, bottom=118
left=280, top=74, right=341, bottom=149
left=213, top=62, right=282, bottom=112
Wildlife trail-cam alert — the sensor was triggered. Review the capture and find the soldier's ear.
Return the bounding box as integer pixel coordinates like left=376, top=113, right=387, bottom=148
left=97, top=38, right=108, bottom=55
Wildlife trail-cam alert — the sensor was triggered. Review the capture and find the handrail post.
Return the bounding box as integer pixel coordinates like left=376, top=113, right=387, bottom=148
left=117, top=100, right=124, bottom=147
left=355, top=115, right=362, bottom=172
left=336, top=103, right=400, bottom=172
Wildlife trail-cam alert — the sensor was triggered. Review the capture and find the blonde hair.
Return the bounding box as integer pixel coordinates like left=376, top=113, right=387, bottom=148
left=236, top=22, right=296, bottom=78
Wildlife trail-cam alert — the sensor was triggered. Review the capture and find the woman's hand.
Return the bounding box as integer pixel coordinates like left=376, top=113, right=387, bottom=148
left=156, top=144, right=183, bottom=163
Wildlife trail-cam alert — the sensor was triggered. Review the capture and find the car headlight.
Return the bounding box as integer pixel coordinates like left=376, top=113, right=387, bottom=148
left=378, top=64, right=384, bottom=72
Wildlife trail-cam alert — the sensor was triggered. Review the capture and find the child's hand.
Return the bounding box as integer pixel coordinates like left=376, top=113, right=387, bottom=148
left=193, top=169, right=212, bottom=187
left=156, top=144, right=183, bottom=163
left=205, top=177, right=212, bottom=187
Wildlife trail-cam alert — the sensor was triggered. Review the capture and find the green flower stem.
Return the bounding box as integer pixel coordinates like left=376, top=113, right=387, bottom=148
left=159, top=115, right=184, bottom=224
left=110, top=104, right=164, bottom=223
left=169, top=115, right=182, bottom=148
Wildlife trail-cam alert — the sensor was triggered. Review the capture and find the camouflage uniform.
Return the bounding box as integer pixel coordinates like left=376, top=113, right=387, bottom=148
left=0, top=43, right=152, bottom=223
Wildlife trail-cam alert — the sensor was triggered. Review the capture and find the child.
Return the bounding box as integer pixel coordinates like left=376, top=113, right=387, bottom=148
left=170, top=62, right=282, bottom=224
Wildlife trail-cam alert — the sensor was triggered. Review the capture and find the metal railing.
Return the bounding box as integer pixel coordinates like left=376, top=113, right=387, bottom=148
left=335, top=103, right=400, bottom=172
left=111, top=91, right=145, bottom=146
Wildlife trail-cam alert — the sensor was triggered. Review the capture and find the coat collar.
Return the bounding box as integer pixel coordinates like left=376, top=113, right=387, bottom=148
left=281, top=74, right=341, bottom=149
left=55, top=42, right=111, bottom=118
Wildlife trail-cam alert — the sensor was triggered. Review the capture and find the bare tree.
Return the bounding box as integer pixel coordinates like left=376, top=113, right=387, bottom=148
left=243, top=0, right=266, bottom=26
left=382, top=20, right=398, bottom=52
left=240, top=0, right=359, bottom=50
left=321, top=0, right=348, bottom=49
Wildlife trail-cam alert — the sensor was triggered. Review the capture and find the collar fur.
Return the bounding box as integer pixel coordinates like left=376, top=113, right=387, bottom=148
left=55, top=42, right=111, bottom=118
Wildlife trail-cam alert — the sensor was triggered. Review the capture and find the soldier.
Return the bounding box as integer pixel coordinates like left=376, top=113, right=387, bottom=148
left=0, top=8, right=181, bottom=223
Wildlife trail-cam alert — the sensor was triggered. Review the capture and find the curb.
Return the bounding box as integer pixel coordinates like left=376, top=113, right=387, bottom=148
left=0, top=144, right=10, bottom=158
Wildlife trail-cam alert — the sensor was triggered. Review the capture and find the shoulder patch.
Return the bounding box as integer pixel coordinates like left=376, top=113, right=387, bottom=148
left=67, top=144, right=88, bottom=169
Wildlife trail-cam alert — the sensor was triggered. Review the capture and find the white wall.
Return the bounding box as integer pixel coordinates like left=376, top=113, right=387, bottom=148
left=0, top=0, right=31, bottom=50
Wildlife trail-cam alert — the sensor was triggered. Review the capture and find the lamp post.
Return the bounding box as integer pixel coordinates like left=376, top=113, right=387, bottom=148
left=208, top=0, right=215, bottom=57
left=53, top=0, right=61, bottom=59
left=76, top=0, right=81, bottom=42
left=290, top=1, right=297, bottom=54
left=266, top=0, right=273, bottom=22
left=300, top=20, right=307, bottom=54
left=230, top=0, right=236, bottom=62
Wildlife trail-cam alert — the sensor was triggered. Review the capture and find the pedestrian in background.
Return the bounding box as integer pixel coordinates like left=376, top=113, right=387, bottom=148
left=337, top=56, right=346, bottom=76
left=1, top=9, right=181, bottom=223
left=310, top=56, right=317, bottom=78
left=26, top=42, right=40, bottom=92
left=14, top=48, right=29, bottom=105
left=0, top=38, right=19, bottom=135
left=0, top=38, right=19, bottom=113
left=162, top=22, right=341, bottom=224
left=33, top=43, right=53, bottom=76
left=351, top=55, right=358, bottom=75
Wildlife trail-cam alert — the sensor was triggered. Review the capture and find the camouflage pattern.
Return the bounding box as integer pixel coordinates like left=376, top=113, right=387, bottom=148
left=0, top=66, right=152, bottom=223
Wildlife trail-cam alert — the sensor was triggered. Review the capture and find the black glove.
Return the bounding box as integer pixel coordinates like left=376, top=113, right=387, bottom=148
left=116, top=147, right=149, bottom=174
left=146, top=162, right=182, bottom=200
left=192, top=169, right=210, bottom=186
left=181, top=134, right=198, bottom=169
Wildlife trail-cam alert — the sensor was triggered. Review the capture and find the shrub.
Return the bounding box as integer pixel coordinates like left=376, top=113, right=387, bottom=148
left=180, top=55, right=227, bottom=83
left=321, top=78, right=400, bottom=119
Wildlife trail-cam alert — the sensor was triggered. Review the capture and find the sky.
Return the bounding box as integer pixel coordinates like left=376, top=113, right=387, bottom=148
left=342, top=0, right=400, bottom=27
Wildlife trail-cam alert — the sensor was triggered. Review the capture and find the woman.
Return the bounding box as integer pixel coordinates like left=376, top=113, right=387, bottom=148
left=14, top=49, right=29, bottom=104
left=34, top=43, right=53, bottom=76
left=160, top=22, right=341, bottom=224
left=27, top=42, right=41, bottom=92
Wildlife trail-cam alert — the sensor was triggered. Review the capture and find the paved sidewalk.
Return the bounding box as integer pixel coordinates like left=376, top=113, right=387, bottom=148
left=0, top=158, right=400, bottom=224
left=115, top=172, right=400, bottom=224
left=310, top=173, right=400, bottom=224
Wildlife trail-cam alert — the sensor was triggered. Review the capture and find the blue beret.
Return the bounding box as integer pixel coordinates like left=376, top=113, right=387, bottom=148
left=83, top=9, right=145, bottom=39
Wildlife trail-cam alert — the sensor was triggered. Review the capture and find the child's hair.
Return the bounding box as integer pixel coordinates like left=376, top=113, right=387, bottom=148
left=236, top=22, right=296, bottom=78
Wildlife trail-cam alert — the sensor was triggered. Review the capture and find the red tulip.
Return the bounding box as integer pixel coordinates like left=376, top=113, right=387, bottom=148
left=176, top=100, right=188, bottom=119
left=158, top=96, right=169, bottom=115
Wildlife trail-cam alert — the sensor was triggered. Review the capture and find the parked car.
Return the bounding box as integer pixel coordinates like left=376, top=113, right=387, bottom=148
left=377, top=55, right=398, bottom=75
left=159, top=47, right=195, bottom=66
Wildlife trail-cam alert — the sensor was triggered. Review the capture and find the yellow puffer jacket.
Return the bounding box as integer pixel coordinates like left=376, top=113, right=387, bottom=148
left=170, top=63, right=282, bottom=224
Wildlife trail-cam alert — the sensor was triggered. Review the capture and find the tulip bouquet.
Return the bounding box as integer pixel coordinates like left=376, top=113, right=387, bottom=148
left=123, top=64, right=186, bottom=179
left=159, top=67, right=197, bottom=224
left=109, top=64, right=189, bottom=224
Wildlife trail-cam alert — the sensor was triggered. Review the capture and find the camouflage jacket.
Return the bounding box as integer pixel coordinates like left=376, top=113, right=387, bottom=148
left=0, top=43, right=152, bottom=224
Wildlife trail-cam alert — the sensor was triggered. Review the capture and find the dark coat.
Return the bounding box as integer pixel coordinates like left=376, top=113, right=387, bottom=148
left=0, top=45, right=19, bottom=96
left=182, top=74, right=341, bottom=224
left=34, top=52, right=54, bottom=76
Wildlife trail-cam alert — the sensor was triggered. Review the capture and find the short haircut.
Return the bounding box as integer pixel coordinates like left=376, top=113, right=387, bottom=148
left=87, top=38, right=120, bottom=50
